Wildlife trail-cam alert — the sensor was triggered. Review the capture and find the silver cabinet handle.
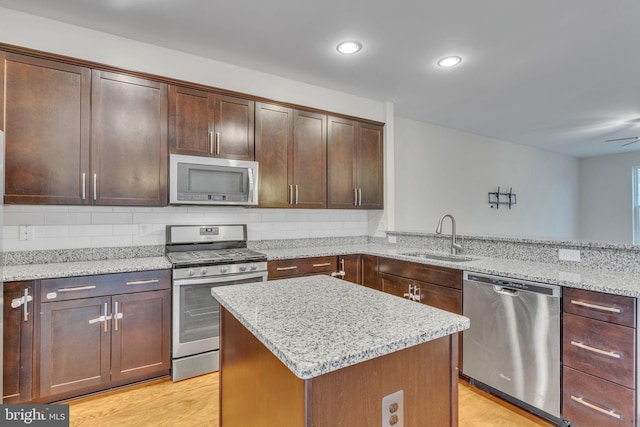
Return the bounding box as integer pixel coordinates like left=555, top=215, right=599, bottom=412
left=295, top=185, right=299, bottom=205
left=276, top=266, right=298, bottom=271
left=340, top=258, right=345, bottom=273
left=404, top=284, right=415, bottom=300
left=570, top=340, right=621, bottom=359
left=209, top=131, right=214, bottom=154
left=570, top=395, right=621, bottom=420
left=215, top=132, right=220, bottom=155
left=312, top=263, right=332, bottom=267
left=113, top=301, right=124, bottom=331
left=23, top=288, right=29, bottom=322
left=89, top=303, right=112, bottom=332
left=125, top=279, right=160, bottom=286
left=331, top=271, right=346, bottom=278
left=58, top=285, right=97, bottom=293
left=289, top=185, right=293, bottom=205
left=358, top=188, right=362, bottom=206
left=82, top=173, right=86, bottom=200
left=571, top=299, right=621, bottom=313
left=93, top=173, right=97, bottom=201
left=354, top=188, right=358, bottom=206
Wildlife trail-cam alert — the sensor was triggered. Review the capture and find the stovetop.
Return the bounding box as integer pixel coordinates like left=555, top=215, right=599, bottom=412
left=166, top=248, right=267, bottom=267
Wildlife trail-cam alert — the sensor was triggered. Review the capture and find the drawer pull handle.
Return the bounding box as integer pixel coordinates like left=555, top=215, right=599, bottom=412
left=571, top=299, right=621, bottom=313
left=58, top=285, right=97, bottom=292
left=570, top=395, right=621, bottom=420
left=312, top=263, right=332, bottom=267
left=570, top=340, right=621, bottom=359
left=125, top=279, right=160, bottom=286
left=276, top=266, right=298, bottom=271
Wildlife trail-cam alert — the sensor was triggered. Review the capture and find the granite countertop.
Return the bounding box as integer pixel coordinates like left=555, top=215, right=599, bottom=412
left=260, top=243, right=640, bottom=298
left=211, top=274, right=469, bottom=379
left=3, top=256, right=172, bottom=282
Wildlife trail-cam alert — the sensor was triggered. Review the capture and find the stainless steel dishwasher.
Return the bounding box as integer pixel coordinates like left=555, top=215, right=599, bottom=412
left=462, top=271, right=566, bottom=426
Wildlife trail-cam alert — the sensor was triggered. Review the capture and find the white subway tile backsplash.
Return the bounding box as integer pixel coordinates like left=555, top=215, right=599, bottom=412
left=3, top=205, right=372, bottom=251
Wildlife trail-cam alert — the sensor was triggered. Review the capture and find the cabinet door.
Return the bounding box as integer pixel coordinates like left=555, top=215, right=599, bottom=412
left=327, top=116, right=357, bottom=208
left=3, top=281, right=34, bottom=403
left=339, top=255, right=361, bottom=285
left=91, top=70, right=168, bottom=206
left=39, top=296, right=111, bottom=398
left=255, top=103, right=294, bottom=207
left=379, top=273, right=411, bottom=299
left=111, top=290, right=171, bottom=382
left=169, top=85, right=214, bottom=156
left=360, top=255, right=379, bottom=290
left=293, top=110, right=326, bottom=208
left=357, top=123, right=384, bottom=209
left=3, top=53, right=90, bottom=205
left=213, top=94, right=255, bottom=160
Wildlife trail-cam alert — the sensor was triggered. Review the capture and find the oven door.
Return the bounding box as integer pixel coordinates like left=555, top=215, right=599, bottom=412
left=172, top=271, right=267, bottom=358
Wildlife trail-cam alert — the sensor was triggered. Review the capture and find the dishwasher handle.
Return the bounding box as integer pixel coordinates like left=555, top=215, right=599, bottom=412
left=464, top=271, right=561, bottom=297
left=493, top=286, right=520, bottom=296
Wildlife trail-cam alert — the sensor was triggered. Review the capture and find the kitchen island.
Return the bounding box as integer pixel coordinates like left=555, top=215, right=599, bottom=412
left=211, top=275, right=470, bottom=427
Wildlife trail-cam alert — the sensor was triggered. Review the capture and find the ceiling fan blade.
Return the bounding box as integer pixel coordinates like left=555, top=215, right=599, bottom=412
left=605, top=136, right=640, bottom=143
left=621, top=139, right=639, bottom=147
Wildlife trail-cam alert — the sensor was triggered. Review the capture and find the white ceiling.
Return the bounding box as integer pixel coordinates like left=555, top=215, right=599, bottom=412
left=1, top=0, right=639, bottom=158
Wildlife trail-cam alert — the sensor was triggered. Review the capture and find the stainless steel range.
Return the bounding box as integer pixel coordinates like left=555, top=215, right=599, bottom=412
left=166, top=224, right=267, bottom=381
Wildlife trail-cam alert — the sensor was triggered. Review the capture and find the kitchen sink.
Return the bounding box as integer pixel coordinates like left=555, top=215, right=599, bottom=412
left=400, top=252, right=475, bottom=262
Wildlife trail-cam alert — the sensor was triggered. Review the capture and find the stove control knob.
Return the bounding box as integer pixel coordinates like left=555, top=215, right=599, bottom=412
left=220, top=266, right=229, bottom=274
left=200, top=268, right=208, bottom=275
left=250, top=264, right=258, bottom=271
left=239, top=265, right=247, bottom=272
left=188, top=269, right=195, bottom=277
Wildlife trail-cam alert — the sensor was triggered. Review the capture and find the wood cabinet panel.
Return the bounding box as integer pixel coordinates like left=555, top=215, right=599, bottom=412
left=255, top=103, right=293, bottom=207
left=168, top=85, right=213, bottom=156
left=111, top=290, right=171, bottom=382
left=563, top=313, right=635, bottom=388
left=3, top=53, right=90, bottom=205
left=213, top=94, right=254, bottom=160
left=293, top=110, right=326, bottom=208
left=327, top=116, right=357, bottom=208
left=379, top=273, right=462, bottom=314
left=564, top=287, right=636, bottom=327
left=3, top=281, right=35, bottom=403
left=360, top=255, right=379, bottom=290
left=268, top=256, right=338, bottom=280
left=563, top=366, right=635, bottom=427
left=338, top=254, right=361, bottom=285
left=357, top=122, right=384, bottom=209
left=91, top=70, right=168, bottom=206
left=39, top=296, right=112, bottom=397
left=378, top=257, right=462, bottom=289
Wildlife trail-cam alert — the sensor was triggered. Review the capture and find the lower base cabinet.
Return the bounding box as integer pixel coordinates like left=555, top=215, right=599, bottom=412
left=37, top=270, right=171, bottom=402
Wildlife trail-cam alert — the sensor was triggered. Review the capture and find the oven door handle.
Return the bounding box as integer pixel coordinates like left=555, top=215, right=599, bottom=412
left=173, top=271, right=268, bottom=286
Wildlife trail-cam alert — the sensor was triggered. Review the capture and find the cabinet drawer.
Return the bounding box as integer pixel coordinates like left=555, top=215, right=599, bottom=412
left=41, top=270, right=171, bottom=302
left=563, top=313, right=635, bottom=388
left=563, top=366, right=635, bottom=427
left=564, top=287, right=635, bottom=327
left=378, top=258, right=462, bottom=289
left=268, top=256, right=337, bottom=279
left=380, top=273, right=462, bottom=314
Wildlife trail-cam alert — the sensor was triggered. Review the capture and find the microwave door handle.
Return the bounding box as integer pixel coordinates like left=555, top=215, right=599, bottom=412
left=248, top=168, right=255, bottom=203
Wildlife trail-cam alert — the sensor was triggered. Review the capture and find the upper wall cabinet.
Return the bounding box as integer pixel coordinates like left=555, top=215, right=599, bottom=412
left=255, top=104, right=327, bottom=208
left=2, top=52, right=91, bottom=205
left=169, top=85, right=255, bottom=160
left=327, top=117, right=384, bottom=209
left=91, top=71, right=168, bottom=206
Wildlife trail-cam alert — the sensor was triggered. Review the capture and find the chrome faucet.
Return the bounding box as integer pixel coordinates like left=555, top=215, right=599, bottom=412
left=436, top=214, right=462, bottom=254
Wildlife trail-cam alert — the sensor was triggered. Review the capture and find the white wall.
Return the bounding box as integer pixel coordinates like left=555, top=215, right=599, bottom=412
left=394, top=117, right=580, bottom=240
left=578, top=151, right=640, bottom=244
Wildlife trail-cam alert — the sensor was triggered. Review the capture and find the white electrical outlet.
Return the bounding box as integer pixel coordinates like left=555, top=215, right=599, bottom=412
left=388, top=235, right=397, bottom=244
left=382, top=390, right=403, bottom=427
left=19, top=225, right=34, bottom=241
left=559, top=248, right=581, bottom=262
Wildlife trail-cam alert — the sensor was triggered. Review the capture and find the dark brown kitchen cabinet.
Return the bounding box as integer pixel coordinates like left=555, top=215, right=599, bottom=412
left=169, top=85, right=254, bottom=160
left=360, top=255, right=379, bottom=290
left=268, top=256, right=338, bottom=280
left=327, top=117, right=384, bottom=209
left=2, top=52, right=91, bottom=205
left=338, top=254, right=361, bottom=284
left=562, top=287, right=637, bottom=426
left=38, top=270, right=171, bottom=402
left=91, top=70, right=168, bottom=206
left=3, top=281, right=35, bottom=403
left=256, top=105, right=326, bottom=208
left=379, top=273, right=462, bottom=314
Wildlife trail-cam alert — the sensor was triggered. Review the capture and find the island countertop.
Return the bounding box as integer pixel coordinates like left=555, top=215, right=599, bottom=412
left=211, top=274, right=470, bottom=379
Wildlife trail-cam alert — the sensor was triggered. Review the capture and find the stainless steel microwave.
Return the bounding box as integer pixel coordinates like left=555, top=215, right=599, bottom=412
left=169, top=154, right=259, bottom=206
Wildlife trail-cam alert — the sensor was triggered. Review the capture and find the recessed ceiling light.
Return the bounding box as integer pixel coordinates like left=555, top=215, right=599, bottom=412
left=336, top=41, right=362, bottom=55
left=437, top=56, right=462, bottom=67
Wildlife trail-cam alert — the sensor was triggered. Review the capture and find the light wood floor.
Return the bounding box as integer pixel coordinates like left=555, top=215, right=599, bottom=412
left=67, top=373, right=554, bottom=426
